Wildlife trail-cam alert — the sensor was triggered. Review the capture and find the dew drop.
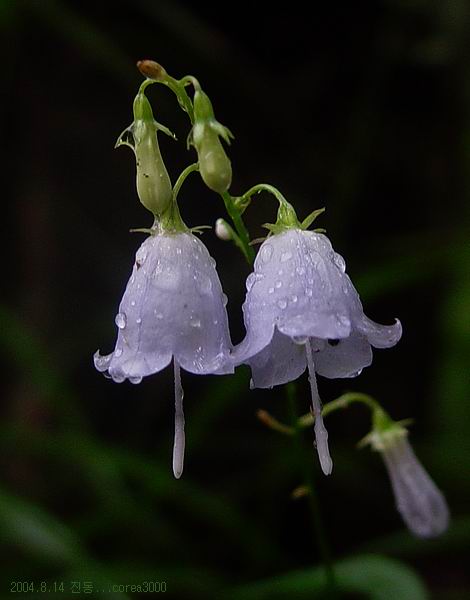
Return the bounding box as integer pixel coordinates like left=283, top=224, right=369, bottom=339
left=135, top=246, right=147, bottom=266
left=209, top=257, right=217, bottom=268
left=115, top=312, right=127, bottom=329
left=277, top=299, right=287, bottom=309
left=136, top=317, right=142, bottom=324
left=131, top=300, right=136, bottom=307
left=333, top=253, right=346, bottom=273
left=306, top=288, right=313, bottom=297
left=246, top=273, right=257, bottom=292
left=296, top=266, right=306, bottom=275
left=176, top=247, right=182, bottom=255
left=291, top=295, right=298, bottom=303
left=114, top=348, right=123, bottom=358
left=129, top=375, right=143, bottom=385
left=197, top=274, right=212, bottom=295
left=261, top=243, right=273, bottom=263
left=190, top=317, right=201, bottom=328
left=222, top=293, right=228, bottom=307
left=281, top=251, right=292, bottom=263
left=275, top=280, right=282, bottom=289
left=268, top=287, right=274, bottom=294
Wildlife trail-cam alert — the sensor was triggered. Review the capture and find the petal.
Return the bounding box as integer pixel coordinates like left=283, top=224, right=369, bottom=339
left=248, top=327, right=306, bottom=389
left=383, top=436, right=449, bottom=538
left=313, top=330, right=373, bottom=379
left=356, top=315, right=402, bottom=349
left=240, top=230, right=361, bottom=350
left=95, top=233, right=233, bottom=382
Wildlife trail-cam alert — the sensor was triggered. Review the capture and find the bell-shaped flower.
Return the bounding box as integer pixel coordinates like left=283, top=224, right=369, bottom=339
left=364, top=417, right=449, bottom=538
left=233, top=201, right=402, bottom=475
left=95, top=223, right=233, bottom=478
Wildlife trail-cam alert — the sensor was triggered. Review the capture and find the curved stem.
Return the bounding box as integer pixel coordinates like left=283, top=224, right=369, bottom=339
left=239, top=183, right=289, bottom=209
left=220, top=191, right=255, bottom=264
left=173, top=163, right=199, bottom=202
left=298, top=391, right=383, bottom=429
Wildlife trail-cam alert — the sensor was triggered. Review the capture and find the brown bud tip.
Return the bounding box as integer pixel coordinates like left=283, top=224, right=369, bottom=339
left=137, top=60, right=167, bottom=80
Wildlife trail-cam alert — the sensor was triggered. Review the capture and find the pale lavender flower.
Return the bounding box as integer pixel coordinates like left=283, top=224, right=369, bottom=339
left=94, top=231, right=233, bottom=477
left=233, top=229, right=402, bottom=475
left=369, top=428, right=449, bottom=537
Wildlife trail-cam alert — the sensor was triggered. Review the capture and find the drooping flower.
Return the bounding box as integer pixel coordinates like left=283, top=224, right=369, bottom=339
left=95, top=228, right=233, bottom=477
left=233, top=199, right=402, bottom=475
left=364, top=417, right=449, bottom=537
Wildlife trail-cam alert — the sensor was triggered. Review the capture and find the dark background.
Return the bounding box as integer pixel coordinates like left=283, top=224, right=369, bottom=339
left=0, top=1, right=469, bottom=598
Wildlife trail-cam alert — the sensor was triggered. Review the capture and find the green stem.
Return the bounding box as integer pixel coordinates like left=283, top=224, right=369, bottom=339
left=220, top=191, right=255, bottom=264
left=286, top=383, right=338, bottom=596
left=298, top=392, right=382, bottom=429
left=240, top=182, right=289, bottom=207
left=173, top=163, right=199, bottom=202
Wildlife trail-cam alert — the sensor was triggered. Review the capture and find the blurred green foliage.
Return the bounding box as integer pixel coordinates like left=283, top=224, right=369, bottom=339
left=0, top=0, right=469, bottom=598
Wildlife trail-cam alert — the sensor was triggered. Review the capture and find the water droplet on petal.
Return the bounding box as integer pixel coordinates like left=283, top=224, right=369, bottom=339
left=268, top=287, right=274, bottom=294
left=281, top=251, right=292, bottom=263
left=114, top=348, right=123, bottom=358
left=291, top=295, right=298, bottom=303
left=333, top=253, right=346, bottom=273
left=296, top=266, right=306, bottom=275
left=261, top=243, right=273, bottom=263
left=115, top=312, right=127, bottom=329
left=275, top=280, right=282, bottom=289
left=190, top=317, right=201, bottom=328
left=136, top=317, right=142, bottom=324
left=246, top=273, right=257, bottom=292
left=209, top=257, right=217, bottom=268
left=176, top=247, right=182, bottom=255
left=131, top=300, right=136, bottom=307
left=306, top=288, right=313, bottom=297
left=277, top=299, right=287, bottom=309
left=135, top=246, right=147, bottom=266
left=129, top=375, right=143, bottom=384
left=222, top=293, right=228, bottom=307
left=197, top=274, right=212, bottom=295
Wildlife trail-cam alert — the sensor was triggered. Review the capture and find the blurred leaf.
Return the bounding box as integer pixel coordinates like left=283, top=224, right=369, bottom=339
left=0, top=487, right=86, bottom=565
left=0, top=303, right=86, bottom=428
left=227, top=553, right=428, bottom=599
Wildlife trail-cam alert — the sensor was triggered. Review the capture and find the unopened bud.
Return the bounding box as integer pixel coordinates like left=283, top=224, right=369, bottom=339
left=215, top=218, right=231, bottom=241
left=137, top=59, right=167, bottom=81
left=189, top=89, right=233, bottom=194
left=116, top=92, right=173, bottom=217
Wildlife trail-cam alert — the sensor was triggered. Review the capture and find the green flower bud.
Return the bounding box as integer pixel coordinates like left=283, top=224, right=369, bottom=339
left=189, top=89, right=233, bottom=194
left=116, top=91, right=173, bottom=217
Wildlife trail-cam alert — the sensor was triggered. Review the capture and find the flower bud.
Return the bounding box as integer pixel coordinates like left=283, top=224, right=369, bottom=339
left=116, top=92, right=173, bottom=216
left=215, top=218, right=231, bottom=241
left=189, top=89, right=233, bottom=193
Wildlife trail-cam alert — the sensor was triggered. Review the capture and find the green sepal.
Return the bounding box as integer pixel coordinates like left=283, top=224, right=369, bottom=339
left=301, top=207, right=325, bottom=230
